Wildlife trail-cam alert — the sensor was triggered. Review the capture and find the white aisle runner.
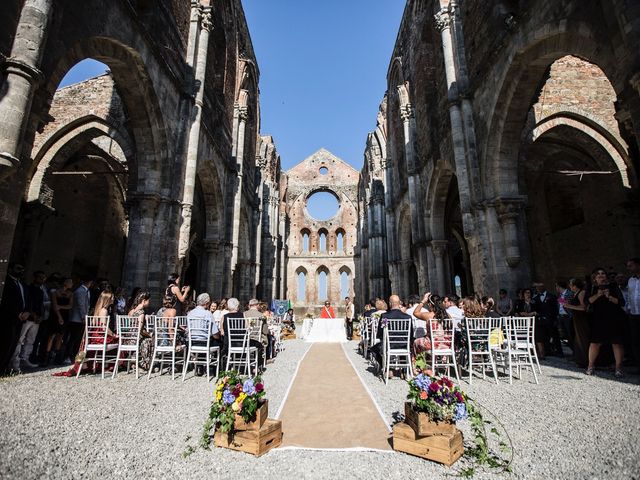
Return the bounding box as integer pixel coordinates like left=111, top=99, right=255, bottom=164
left=304, top=317, right=347, bottom=343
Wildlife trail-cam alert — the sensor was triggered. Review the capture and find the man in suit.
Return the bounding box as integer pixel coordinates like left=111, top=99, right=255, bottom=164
left=532, top=282, right=561, bottom=359
left=0, top=263, right=31, bottom=374
left=65, top=278, right=93, bottom=362
left=10, top=270, right=46, bottom=371
left=369, top=295, right=411, bottom=375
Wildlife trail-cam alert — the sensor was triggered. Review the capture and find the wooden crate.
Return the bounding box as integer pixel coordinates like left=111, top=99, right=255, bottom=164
left=404, top=402, right=457, bottom=436
left=214, top=418, right=283, bottom=457
left=393, top=422, right=464, bottom=466
left=234, top=400, right=268, bottom=431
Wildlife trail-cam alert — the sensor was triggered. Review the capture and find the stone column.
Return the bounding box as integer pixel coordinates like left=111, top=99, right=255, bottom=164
left=368, top=183, right=388, bottom=298
left=254, top=165, right=264, bottom=290
left=123, top=193, right=161, bottom=291
left=229, top=102, right=248, bottom=290
left=0, top=0, right=53, bottom=177
left=203, top=238, right=220, bottom=297
left=431, top=240, right=448, bottom=295
left=177, top=3, right=211, bottom=267
left=495, top=198, right=525, bottom=268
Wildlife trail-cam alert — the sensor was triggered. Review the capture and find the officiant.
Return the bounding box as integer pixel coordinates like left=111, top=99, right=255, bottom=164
left=319, top=300, right=335, bottom=318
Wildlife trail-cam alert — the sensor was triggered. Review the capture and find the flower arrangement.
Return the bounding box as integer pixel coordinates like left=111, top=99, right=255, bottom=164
left=201, top=371, right=265, bottom=447
left=407, top=371, right=468, bottom=423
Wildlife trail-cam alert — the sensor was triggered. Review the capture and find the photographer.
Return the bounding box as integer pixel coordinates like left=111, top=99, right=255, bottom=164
left=165, top=273, right=191, bottom=315
left=585, top=268, right=626, bottom=377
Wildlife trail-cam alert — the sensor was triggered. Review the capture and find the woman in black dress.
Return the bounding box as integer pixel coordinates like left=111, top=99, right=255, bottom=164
left=46, top=277, right=74, bottom=364
left=586, top=268, right=626, bottom=377
left=564, top=278, right=589, bottom=368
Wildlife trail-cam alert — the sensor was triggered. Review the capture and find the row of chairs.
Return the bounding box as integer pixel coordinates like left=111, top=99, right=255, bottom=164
left=360, top=315, right=540, bottom=385
left=77, top=315, right=268, bottom=381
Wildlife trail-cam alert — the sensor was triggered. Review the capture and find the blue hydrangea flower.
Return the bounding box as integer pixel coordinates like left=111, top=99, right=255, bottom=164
left=222, top=389, right=235, bottom=405
left=414, top=373, right=431, bottom=391
left=453, top=402, right=467, bottom=421
left=243, top=379, right=256, bottom=396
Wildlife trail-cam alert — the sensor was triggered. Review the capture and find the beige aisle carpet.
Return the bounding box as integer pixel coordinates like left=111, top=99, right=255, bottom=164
left=277, top=343, right=392, bottom=450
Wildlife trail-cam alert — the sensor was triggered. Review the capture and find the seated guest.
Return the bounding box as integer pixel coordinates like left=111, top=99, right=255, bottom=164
left=224, top=298, right=265, bottom=370
left=319, top=300, right=336, bottom=318
left=482, top=297, right=501, bottom=318
left=369, top=295, right=411, bottom=375
left=283, top=308, right=296, bottom=331
left=188, top=293, right=222, bottom=376
left=363, top=299, right=378, bottom=318
left=156, top=295, right=185, bottom=349
left=126, top=291, right=154, bottom=371
left=443, top=294, right=464, bottom=330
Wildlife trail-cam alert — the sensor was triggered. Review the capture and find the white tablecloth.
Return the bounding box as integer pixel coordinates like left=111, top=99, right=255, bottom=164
left=303, top=317, right=347, bottom=343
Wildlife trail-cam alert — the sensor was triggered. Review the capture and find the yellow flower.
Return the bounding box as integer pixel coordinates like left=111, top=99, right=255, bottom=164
left=238, top=393, right=247, bottom=402
left=231, top=401, right=240, bottom=412
left=216, top=391, right=222, bottom=402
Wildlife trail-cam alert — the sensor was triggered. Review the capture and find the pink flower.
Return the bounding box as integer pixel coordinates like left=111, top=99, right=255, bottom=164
left=429, top=382, right=440, bottom=393
left=419, top=391, right=428, bottom=400
left=255, top=383, right=264, bottom=393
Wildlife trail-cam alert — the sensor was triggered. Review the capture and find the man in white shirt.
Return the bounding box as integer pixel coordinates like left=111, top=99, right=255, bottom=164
left=626, top=258, right=640, bottom=370
left=443, top=294, right=464, bottom=330
left=187, top=293, right=221, bottom=376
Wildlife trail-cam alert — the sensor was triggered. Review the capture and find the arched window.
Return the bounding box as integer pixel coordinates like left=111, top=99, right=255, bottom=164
left=336, top=229, right=345, bottom=251
left=319, top=229, right=327, bottom=253
left=340, top=270, right=349, bottom=299
left=297, top=270, right=307, bottom=302
left=301, top=229, right=310, bottom=253
left=317, top=268, right=329, bottom=301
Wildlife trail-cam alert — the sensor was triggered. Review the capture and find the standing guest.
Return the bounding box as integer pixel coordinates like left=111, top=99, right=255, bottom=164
left=345, top=297, right=355, bottom=340
left=443, top=294, right=464, bottom=329
left=0, top=263, right=31, bottom=374
left=564, top=278, right=589, bottom=367
left=187, top=293, right=222, bottom=376
left=319, top=300, right=336, bottom=318
left=66, top=278, right=94, bottom=362
left=46, top=278, right=74, bottom=365
left=165, top=273, right=191, bottom=315
left=586, top=268, right=626, bottom=377
left=11, top=270, right=47, bottom=370
left=31, top=272, right=58, bottom=364
left=625, top=258, right=640, bottom=371
left=496, top=289, right=513, bottom=316
left=556, top=280, right=575, bottom=352
left=532, top=283, right=560, bottom=358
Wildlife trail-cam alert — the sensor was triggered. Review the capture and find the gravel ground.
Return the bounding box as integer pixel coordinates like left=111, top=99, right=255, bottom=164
left=1, top=339, right=639, bottom=480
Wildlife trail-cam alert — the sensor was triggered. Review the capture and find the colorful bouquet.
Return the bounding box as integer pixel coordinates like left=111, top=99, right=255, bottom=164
left=207, top=371, right=266, bottom=435
left=407, top=371, right=468, bottom=423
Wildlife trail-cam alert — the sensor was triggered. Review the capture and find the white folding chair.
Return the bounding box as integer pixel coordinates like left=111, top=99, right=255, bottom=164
left=147, top=316, right=186, bottom=380
left=248, top=317, right=266, bottom=369
left=182, top=317, right=220, bottom=382
left=383, top=318, right=413, bottom=384
left=496, top=316, right=540, bottom=384
left=76, top=316, right=118, bottom=379
left=361, top=316, right=371, bottom=357
left=429, top=318, right=460, bottom=381
left=113, top=315, right=142, bottom=379
left=464, top=317, right=500, bottom=384
left=225, top=317, right=259, bottom=375
left=145, top=315, right=156, bottom=336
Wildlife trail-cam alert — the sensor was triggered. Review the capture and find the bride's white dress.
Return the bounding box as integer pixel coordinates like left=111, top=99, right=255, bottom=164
left=304, top=317, right=347, bottom=343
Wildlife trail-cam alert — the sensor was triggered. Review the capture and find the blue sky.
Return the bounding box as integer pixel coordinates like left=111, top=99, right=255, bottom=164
left=58, top=1, right=406, bottom=173
left=244, top=1, right=405, bottom=170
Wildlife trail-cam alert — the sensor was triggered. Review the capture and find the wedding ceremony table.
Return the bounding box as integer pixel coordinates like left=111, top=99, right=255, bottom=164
left=303, top=317, right=347, bottom=343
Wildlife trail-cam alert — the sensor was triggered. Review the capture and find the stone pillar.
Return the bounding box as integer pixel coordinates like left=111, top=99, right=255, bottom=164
left=254, top=167, right=264, bottom=291
left=123, top=193, right=161, bottom=291
left=177, top=2, right=212, bottom=266
left=431, top=240, right=448, bottom=296
left=368, top=183, right=388, bottom=298
left=203, top=238, right=220, bottom=298
left=0, top=0, right=52, bottom=177
left=229, top=102, right=248, bottom=289
left=495, top=197, right=525, bottom=268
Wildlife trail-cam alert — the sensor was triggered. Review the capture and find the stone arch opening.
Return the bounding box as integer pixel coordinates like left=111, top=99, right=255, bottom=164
left=318, top=228, right=328, bottom=253
left=295, top=266, right=308, bottom=304
left=301, top=228, right=310, bottom=253
left=316, top=265, right=330, bottom=303
left=336, top=228, right=346, bottom=252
